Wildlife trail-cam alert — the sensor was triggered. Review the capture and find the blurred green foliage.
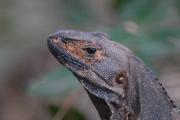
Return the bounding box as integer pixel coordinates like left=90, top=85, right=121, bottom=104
left=48, top=105, right=60, bottom=117
left=61, top=0, right=95, bottom=26
left=62, top=108, right=86, bottom=120
left=0, top=0, right=179, bottom=120
left=48, top=105, right=86, bottom=120
left=28, top=67, right=78, bottom=98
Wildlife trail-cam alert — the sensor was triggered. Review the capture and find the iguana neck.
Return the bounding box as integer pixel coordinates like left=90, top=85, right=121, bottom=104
left=87, top=90, right=138, bottom=120
left=86, top=56, right=175, bottom=120
left=87, top=91, right=112, bottom=120
left=131, top=57, right=175, bottom=119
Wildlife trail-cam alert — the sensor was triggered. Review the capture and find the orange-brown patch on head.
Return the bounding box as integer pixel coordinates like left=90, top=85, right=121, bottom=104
left=54, top=39, right=105, bottom=64
left=95, top=50, right=105, bottom=60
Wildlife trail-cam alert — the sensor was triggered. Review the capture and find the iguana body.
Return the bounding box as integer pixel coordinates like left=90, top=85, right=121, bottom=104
left=47, top=30, right=180, bottom=120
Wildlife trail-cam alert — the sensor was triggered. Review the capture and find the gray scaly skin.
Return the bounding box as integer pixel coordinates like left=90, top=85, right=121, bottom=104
left=47, top=30, right=180, bottom=120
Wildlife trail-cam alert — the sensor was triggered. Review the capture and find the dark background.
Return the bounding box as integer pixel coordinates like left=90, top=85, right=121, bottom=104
left=0, top=0, right=180, bottom=120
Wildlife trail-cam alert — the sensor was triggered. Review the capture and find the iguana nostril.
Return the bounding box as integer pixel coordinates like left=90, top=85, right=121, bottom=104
left=50, top=36, right=67, bottom=44
left=52, top=36, right=60, bottom=43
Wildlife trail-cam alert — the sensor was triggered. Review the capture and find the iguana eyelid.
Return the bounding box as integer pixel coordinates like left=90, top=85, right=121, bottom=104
left=82, top=46, right=97, bottom=54
left=80, top=45, right=97, bottom=58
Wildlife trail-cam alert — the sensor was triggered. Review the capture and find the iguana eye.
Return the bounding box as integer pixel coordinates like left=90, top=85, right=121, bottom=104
left=82, top=47, right=97, bottom=55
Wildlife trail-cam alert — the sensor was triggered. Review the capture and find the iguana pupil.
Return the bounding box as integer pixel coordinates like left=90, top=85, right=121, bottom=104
left=83, top=47, right=97, bottom=55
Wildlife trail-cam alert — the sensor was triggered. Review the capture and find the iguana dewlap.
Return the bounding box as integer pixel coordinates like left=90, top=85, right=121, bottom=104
left=47, top=30, right=180, bottom=120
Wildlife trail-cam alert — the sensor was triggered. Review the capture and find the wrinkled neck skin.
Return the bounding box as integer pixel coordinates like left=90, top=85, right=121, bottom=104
left=129, top=56, right=174, bottom=120
left=86, top=89, right=130, bottom=120
left=75, top=76, right=135, bottom=120
left=77, top=56, right=175, bottom=120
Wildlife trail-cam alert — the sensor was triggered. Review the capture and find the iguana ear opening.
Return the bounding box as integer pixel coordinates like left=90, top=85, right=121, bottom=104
left=113, top=70, right=128, bottom=90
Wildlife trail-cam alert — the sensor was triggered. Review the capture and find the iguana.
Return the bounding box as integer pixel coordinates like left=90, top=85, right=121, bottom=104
left=47, top=30, right=180, bottom=120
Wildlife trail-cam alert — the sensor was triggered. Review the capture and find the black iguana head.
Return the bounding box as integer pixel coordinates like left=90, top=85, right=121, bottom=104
left=47, top=30, right=132, bottom=104
left=48, top=30, right=138, bottom=119
left=47, top=30, right=176, bottom=120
